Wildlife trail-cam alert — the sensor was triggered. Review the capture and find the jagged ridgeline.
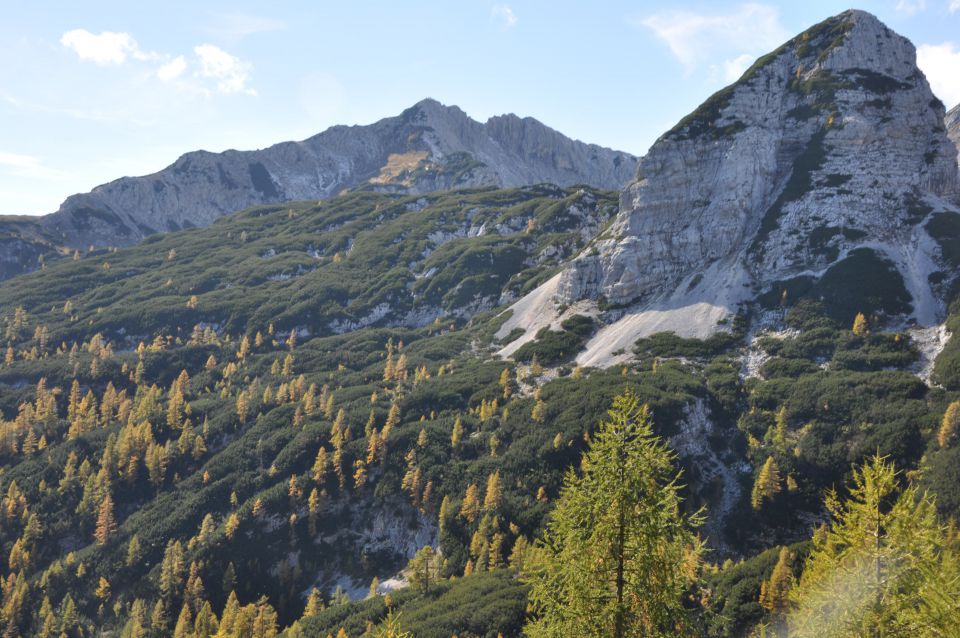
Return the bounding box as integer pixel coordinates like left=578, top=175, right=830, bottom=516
left=0, top=8, right=959, bottom=638
left=0, top=99, right=637, bottom=281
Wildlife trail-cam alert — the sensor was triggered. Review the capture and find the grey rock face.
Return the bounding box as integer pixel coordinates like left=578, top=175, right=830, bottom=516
left=948, top=104, right=960, bottom=166
left=557, top=10, right=959, bottom=324
left=23, top=100, right=637, bottom=251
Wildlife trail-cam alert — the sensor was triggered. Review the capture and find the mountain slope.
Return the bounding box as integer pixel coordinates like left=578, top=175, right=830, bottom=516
left=499, top=10, right=960, bottom=367
left=949, top=103, right=960, bottom=165
left=4, top=100, right=636, bottom=256
left=0, top=186, right=618, bottom=345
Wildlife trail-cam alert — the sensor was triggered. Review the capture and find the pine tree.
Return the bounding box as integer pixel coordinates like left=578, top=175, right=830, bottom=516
left=252, top=596, right=279, bottom=637
left=759, top=546, right=794, bottom=635
left=95, top=493, right=117, bottom=545
left=451, top=415, right=464, bottom=449
left=483, top=471, right=503, bottom=512
left=852, top=312, right=869, bottom=336
left=408, top=545, right=439, bottom=594
left=150, top=599, right=169, bottom=633
left=121, top=598, right=148, bottom=638
left=523, top=389, right=703, bottom=638
left=751, top=456, right=782, bottom=510
left=371, top=610, right=412, bottom=638
left=938, top=400, right=960, bottom=448
left=303, top=587, right=324, bottom=618
left=460, top=484, right=480, bottom=524
left=789, top=454, right=960, bottom=637
left=173, top=602, right=193, bottom=638
left=194, top=601, right=218, bottom=637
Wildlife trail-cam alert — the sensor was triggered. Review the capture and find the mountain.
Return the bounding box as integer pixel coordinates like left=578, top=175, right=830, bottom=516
left=3, top=9, right=960, bottom=638
left=498, top=10, right=960, bottom=367
left=0, top=99, right=636, bottom=261
left=0, top=185, right=618, bottom=344
left=949, top=103, right=960, bottom=164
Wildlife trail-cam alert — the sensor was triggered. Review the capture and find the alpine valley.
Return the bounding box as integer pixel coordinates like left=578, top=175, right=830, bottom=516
left=0, top=8, right=959, bottom=638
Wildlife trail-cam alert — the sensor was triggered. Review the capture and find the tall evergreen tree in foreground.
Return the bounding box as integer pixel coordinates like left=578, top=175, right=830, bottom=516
left=523, top=389, right=704, bottom=638
left=789, top=454, right=960, bottom=638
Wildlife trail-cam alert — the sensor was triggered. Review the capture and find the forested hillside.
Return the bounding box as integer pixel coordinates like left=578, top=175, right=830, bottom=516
left=1, top=7, right=959, bottom=637
left=0, top=181, right=956, bottom=636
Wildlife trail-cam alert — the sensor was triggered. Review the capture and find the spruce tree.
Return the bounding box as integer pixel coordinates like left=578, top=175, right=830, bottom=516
left=523, top=389, right=703, bottom=638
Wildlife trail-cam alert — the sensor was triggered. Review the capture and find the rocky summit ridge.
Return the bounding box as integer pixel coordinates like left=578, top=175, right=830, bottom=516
left=498, top=9, right=960, bottom=367
left=2, top=99, right=637, bottom=256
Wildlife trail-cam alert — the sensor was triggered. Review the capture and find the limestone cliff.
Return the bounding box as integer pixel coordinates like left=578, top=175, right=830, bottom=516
left=499, top=10, right=960, bottom=366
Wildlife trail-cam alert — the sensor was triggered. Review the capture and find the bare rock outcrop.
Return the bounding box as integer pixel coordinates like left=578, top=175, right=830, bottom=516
left=501, top=10, right=960, bottom=366
left=19, top=100, right=637, bottom=253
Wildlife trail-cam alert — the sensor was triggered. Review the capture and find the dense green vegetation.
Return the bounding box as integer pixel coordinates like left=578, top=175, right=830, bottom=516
left=512, top=315, right=595, bottom=365
left=0, top=185, right=617, bottom=343
left=0, top=181, right=955, bottom=637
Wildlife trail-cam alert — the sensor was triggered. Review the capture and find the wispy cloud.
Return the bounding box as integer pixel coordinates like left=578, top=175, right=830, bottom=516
left=950, top=0, right=960, bottom=13
left=0, top=152, right=40, bottom=170
left=637, top=3, right=788, bottom=76
left=0, top=152, right=66, bottom=181
left=917, top=42, right=960, bottom=106
left=205, top=12, right=285, bottom=40
left=492, top=4, right=518, bottom=29
left=895, top=0, right=927, bottom=15
left=194, top=45, right=255, bottom=95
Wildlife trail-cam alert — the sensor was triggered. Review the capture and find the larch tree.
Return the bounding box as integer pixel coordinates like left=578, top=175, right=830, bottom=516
left=759, top=546, right=795, bottom=636
left=751, top=456, right=782, bottom=510
left=938, top=400, right=960, bottom=448
left=408, top=545, right=439, bottom=594
left=788, top=454, right=960, bottom=637
left=523, top=389, right=704, bottom=638
left=95, top=493, right=117, bottom=545
left=852, top=312, right=869, bottom=336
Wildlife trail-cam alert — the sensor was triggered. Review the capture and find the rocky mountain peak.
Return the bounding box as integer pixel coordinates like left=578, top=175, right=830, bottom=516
left=498, top=10, right=960, bottom=367
left=2, top=99, right=637, bottom=261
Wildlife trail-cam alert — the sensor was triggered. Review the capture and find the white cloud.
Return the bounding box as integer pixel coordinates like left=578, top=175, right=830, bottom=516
left=723, top=54, right=755, bottom=82
left=639, top=4, right=788, bottom=72
left=194, top=44, right=254, bottom=95
left=917, top=42, right=960, bottom=107
left=60, top=29, right=146, bottom=65
left=950, top=0, right=960, bottom=13
left=492, top=4, right=518, bottom=29
left=60, top=29, right=255, bottom=96
left=157, top=56, right=187, bottom=82
left=895, top=0, right=927, bottom=15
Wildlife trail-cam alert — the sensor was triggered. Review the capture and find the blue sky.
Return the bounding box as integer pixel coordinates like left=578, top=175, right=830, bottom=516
left=2, top=1, right=959, bottom=215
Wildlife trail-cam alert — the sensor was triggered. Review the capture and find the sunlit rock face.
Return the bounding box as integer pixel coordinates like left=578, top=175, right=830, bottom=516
left=557, top=10, right=958, bottom=319
left=31, top=99, right=637, bottom=250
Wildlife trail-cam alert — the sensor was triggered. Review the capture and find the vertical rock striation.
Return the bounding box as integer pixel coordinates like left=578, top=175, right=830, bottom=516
left=503, top=10, right=960, bottom=366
